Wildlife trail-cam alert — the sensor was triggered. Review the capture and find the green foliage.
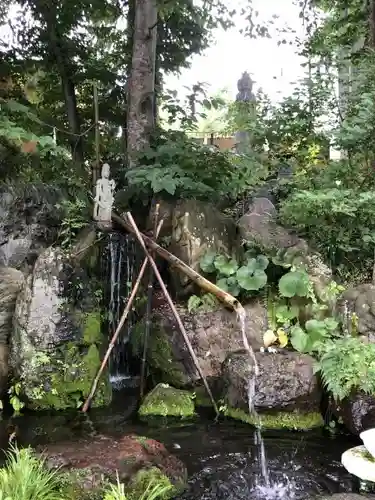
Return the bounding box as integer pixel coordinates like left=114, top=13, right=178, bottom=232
left=57, top=199, right=90, bottom=249
left=125, top=131, right=268, bottom=204
left=199, top=251, right=269, bottom=297
left=317, top=336, right=375, bottom=401
left=0, top=446, right=63, bottom=500
left=8, top=382, right=25, bottom=414
left=289, top=317, right=339, bottom=354
left=280, top=187, right=375, bottom=276
left=187, top=293, right=218, bottom=313
left=278, top=270, right=311, bottom=298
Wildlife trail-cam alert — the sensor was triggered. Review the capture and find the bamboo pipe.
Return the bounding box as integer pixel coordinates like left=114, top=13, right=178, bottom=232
left=112, top=212, right=240, bottom=312
left=126, top=212, right=219, bottom=417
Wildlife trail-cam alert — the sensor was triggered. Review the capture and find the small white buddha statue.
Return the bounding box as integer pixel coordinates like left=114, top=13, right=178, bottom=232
left=93, top=163, right=115, bottom=226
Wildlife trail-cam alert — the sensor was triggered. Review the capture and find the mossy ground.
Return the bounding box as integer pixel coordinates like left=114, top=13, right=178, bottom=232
left=131, top=322, right=186, bottom=387
left=139, top=383, right=195, bottom=418
left=224, top=407, right=324, bottom=430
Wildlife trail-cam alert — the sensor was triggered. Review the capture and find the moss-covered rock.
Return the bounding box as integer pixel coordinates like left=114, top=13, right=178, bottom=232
left=59, top=467, right=107, bottom=500
left=139, top=384, right=195, bottom=418
left=23, top=343, right=111, bottom=411
left=223, top=407, right=324, bottom=430
left=10, top=242, right=112, bottom=411
left=131, top=322, right=186, bottom=386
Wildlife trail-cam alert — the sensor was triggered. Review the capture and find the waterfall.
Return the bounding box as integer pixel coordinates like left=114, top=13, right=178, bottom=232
left=103, top=231, right=140, bottom=389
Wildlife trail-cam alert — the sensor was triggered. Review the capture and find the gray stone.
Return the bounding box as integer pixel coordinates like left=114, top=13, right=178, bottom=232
left=131, top=299, right=267, bottom=387
left=238, top=197, right=301, bottom=251
left=221, top=350, right=321, bottom=412
left=10, top=241, right=111, bottom=410
left=0, top=184, right=63, bottom=271
left=148, top=199, right=238, bottom=295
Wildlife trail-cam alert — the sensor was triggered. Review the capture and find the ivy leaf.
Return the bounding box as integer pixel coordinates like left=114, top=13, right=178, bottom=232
left=290, top=325, right=309, bottom=352
left=237, top=268, right=267, bottom=291
left=278, top=270, right=310, bottom=298
left=214, top=255, right=238, bottom=276
left=199, top=252, right=217, bottom=273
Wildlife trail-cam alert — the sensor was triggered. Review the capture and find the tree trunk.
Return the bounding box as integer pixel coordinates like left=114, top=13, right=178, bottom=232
left=126, top=0, right=157, bottom=167
left=45, top=7, right=84, bottom=164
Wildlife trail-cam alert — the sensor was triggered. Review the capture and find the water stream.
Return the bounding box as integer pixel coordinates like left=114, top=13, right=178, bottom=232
left=103, top=232, right=140, bottom=388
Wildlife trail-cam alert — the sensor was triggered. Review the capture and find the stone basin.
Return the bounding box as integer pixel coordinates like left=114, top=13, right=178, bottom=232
left=341, top=445, right=375, bottom=482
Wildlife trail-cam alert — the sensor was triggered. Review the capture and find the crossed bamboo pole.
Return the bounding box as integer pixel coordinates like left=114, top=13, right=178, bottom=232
left=83, top=210, right=247, bottom=416
left=81, top=216, right=164, bottom=413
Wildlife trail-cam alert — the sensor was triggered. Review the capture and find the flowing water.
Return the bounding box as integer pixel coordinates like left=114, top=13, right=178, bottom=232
left=103, top=232, right=140, bottom=388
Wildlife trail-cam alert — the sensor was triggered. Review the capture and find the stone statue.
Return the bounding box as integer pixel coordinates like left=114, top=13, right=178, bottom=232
left=236, top=71, right=255, bottom=103
left=93, top=163, right=115, bottom=227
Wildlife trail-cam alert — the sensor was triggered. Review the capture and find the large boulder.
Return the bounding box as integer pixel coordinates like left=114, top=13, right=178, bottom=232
left=221, top=350, right=323, bottom=429
left=0, top=184, right=64, bottom=271
left=130, top=299, right=267, bottom=388
left=10, top=231, right=111, bottom=410
left=149, top=199, right=238, bottom=295
left=0, top=266, right=24, bottom=395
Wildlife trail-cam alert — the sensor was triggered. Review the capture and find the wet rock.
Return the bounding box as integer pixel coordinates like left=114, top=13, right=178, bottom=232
left=0, top=184, right=63, bottom=271
left=149, top=199, right=238, bottom=295
left=334, top=392, right=375, bottom=436
left=10, top=236, right=111, bottom=410
left=40, top=433, right=187, bottom=496
left=221, top=350, right=321, bottom=414
left=139, top=384, right=195, bottom=418
left=131, top=300, right=267, bottom=387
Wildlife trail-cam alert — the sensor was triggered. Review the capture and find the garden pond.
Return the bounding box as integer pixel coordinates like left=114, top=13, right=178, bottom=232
left=0, top=388, right=370, bottom=500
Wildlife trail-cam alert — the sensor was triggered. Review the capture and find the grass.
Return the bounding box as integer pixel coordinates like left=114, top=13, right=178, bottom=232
left=103, top=473, right=172, bottom=500
left=0, top=445, right=64, bottom=500
left=0, top=446, right=173, bottom=500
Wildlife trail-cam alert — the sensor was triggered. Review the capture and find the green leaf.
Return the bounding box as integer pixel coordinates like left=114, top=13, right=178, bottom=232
left=278, top=270, right=310, bottom=298
left=214, top=255, right=238, bottom=276
left=199, top=252, right=216, bottom=273
left=187, top=295, right=202, bottom=312
left=255, top=254, right=269, bottom=270
left=237, top=268, right=267, bottom=291
left=290, top=326, right=309, bottom=352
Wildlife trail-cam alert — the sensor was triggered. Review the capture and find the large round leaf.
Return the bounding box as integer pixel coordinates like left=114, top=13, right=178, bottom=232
left=278, top=270, right=310, bottom=298
left=214, top=255, right=238, bottom=276
left=290, top=326, right=309, bottom=352
left=237, top=267, right=267, bottom=291
left=255, top=255, right=269, bottom=271
left=216, top=277, right=240, bottom=297
left=199, top=252, right=216, bottom=273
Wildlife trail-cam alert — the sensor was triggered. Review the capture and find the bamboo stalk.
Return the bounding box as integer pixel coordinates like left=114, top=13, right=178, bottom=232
left=81, top=219, right=164, bottom=412
left=126, top=212, right=220, bottom=417
left=112, top=212, right=240, bottom=312
left=140, top=202, right=160, bottom=398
